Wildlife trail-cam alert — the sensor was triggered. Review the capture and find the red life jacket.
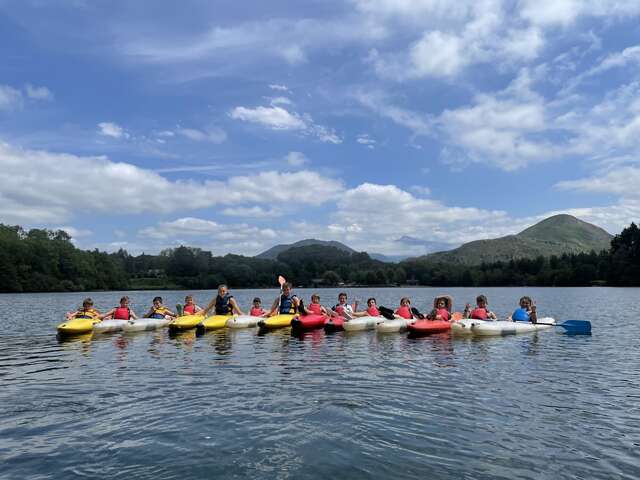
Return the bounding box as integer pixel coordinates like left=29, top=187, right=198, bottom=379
left=113, top=307, right=130, bottom=320
left=436, top=308, right=450, bottom=321
left=335, top=305, right=345, bottom=315
left=183, top=304, right=196, bottom=315
left=396, top=306, right=412, bottom=319
left=307, top=303, right=322, bottom=315
left=250, top=307, right=264, bottom=316
left=471, top=307, right=488, bottom=320
left=367, top=306, right=380, bottom=316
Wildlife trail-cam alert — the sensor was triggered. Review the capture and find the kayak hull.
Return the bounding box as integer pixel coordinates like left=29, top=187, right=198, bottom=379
left=227, top=315, right=262, bottom=328
left=199, top=315, right=232, bottom=331
left=324, top=316, right=345, bottom=332
left=169, top=314, right=204, bottom=332
left=123, top=316, right=171, bottom=332
left=57, top=317, right=99, bottom=335
left=375, top=318, right=408, bottom=333
left=343, top=316, right=378, bottom=331
left=93, top=319, right=127, bottom=334
left=258, top=314, right=295, bottom=330
left=291, top=314, right=327, bottom=331
left=453, top=317, right=556, bottom=336
left=408, top=320, right=452, bottom=336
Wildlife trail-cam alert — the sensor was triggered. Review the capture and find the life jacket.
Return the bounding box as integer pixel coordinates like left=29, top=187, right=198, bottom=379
left=183, top=304, right=196, bottom=315
left=367, top=306, right=380, bottom=316
left=470, top=307, right=488, bottom=320
left=512, top=308, right=530, bottom=322
left=113, top=306, right=130, bottom=320
left=334, top=304, right=346, bottom=316
left=435, top=308, right=450, bottom=321
left=150, top=306, right=169, bottom=319
left=250, top=307, right=264, bottom=316
left=396, top=306, right=412, bottom=319
left=307, top=303, right=322, bottom=315
left=215, top=294, right=234, bottom=315
left=280, top=294, right=297, bottom=314
left=76, top=308, right=99, bottom=319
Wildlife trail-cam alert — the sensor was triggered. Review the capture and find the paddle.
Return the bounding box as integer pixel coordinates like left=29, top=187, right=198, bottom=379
left=378, top=306, right=396, bottom=320
left=536, top=320, right=592, bottom=334
left=259, top=275, right=287, bottom=328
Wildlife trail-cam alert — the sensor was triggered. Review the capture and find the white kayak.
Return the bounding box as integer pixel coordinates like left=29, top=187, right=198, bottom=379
left=451, top=317, right=555, bottom=336
left=226, top=315, right=262, bottom=329
left=93, top=319, right=127, bottom=334
left=375, top=317, right=409, bottom=333
left=343, top=316, right=379, bottom=331
left=122, top=316, right=172, bottom=332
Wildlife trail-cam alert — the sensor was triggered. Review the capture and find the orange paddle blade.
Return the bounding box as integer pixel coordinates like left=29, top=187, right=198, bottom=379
left=451, top=311, right=463, bottom=321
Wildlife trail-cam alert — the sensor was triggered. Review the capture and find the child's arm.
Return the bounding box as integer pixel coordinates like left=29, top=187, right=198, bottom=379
left=267, top=297, right=279, bottom=316
left=143, top=307, right=154, bottom=318
left=229, top=298, right=243, bottom=315
left=98, top=308, right=115, bottom=320
left=529, top=304, right=537, bottom=323
left=129, top=309, right=138, bottom=320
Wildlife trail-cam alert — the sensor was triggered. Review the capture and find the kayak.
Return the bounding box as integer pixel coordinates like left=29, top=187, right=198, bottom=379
left=198, top=314, right=232, bottom=331
left=57, top=317, right=100, bottom=335
left=375, top=318, right=409, bottom=333
left=93, top=319, right=128, bottom=334
left=343, top=316, right=378, bottom=332
left=258, top=314, right=295, bottom=330
left=324, top=316, right=345, bottom=332
left=407, top=320, right=452, bottom=336
left=291, top=314, right=328, bottom=331
left=122, top=316, right=172, bottom=332
left=227, top=315, right=262, bottom=329
left=169, top=314, right=205, bottom=332
left=451, top=317, right=556, bottom=336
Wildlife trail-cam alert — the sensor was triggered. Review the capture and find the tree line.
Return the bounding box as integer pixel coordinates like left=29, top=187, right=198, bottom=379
left=0, top=222, right=638, bottom=293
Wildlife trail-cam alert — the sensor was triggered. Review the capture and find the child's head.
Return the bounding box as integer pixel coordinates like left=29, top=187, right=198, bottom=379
left=436, top=297, right=446, bottom=308
left=282, top=282, right=293, bottom=295
left=400, top=297, right=411, bottom=306
left=218, top=284, right=228, bottom=296
left=153, top=296, right=163, bottom=306
left=119, top=296, right=130, bottom=306
left=311, top=293, right=320, bottom=304
left=519, top=296, right=532, bottom=308
left=476, top=295, right=488, bottom=307
left=338, top=292, right=348, bottom=304
left=82, top=297, right=94, bottom=308
left=253, top=297, right=261, bottom=306
left=367, top=297, right=377, bottom=307
left=185, top=295, right=194, bottom=304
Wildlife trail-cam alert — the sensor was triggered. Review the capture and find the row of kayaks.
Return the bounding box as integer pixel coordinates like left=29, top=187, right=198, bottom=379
left=57, top=311, right=557, bottom=337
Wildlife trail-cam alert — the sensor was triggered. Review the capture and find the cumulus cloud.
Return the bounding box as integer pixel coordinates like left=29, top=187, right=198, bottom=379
left=98, top=122, right=129, bottom=139
left=24, top=84, right=54, bottom=101
left=285, top=151, right=310, bottom=167
left=269, top=84, right=289, bottom=91
left=0, top=142, right=343, bottom=224
left=0, top=85, right=23, bottom=110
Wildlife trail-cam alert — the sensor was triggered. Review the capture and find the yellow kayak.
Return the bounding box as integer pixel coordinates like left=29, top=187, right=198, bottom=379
left=259, top=314, right=295, bottom=330
left=57, top=317, right=99, bottom=335
left=169, top=314, right=204, bottom=332
left=199, top=314, right=232, bottom=331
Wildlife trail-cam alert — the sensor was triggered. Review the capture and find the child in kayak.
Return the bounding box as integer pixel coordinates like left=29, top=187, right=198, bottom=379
left=428, top=296, right=451, bottom=321
left=144, top=296, right=177, bottom=319
left=395, top=297, right=414, bottom=319
left=267, top=282, right=299, bottom=316
left=333, top=292, right=358, bottom=319
left=463, top=295, right=497, bottom=320
left=299, top=293, right=330, bottom=316
left=202, top=284, right=244, bottom=317
left=182, top=295, right=203, bottom=315
left=250, top=297, right=266, bottom=317
left=67, top=298, right=101, bottom=320
left=511, top=296, right=537, bottom=323
left=101, top=296, right=138, bottom=320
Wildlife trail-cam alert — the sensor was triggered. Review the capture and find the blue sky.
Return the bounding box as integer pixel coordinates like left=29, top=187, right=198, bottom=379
left=1, top=0, right=639, bottom=257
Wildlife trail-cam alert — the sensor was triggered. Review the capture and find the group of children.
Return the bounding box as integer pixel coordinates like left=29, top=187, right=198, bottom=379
left=67, top=283, right=539, bottom=324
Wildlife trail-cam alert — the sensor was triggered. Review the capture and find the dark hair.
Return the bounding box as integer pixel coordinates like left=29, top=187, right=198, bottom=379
left=153, top=296, right=163, bottom=303
left=120, top=296, right=129, bottom=303
left=82, top=297, right=93, bottom=306
left=253, top=297, right=261, bottom=303
left=338, top=292, right=347, bottom=298
left=283, top=282, right=293, bottom=289
left=367, top=297, right=376, bottom=305
left=476, top=295, right=488, bottom=304
left=519, top=296, right=532, bottom=304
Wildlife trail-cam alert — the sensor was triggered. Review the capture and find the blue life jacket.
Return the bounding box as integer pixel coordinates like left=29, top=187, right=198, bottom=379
left=215, top=293, right=233, bottom=315
left=512, top=308, right=530, bottom=322
left=279, top=294, right=297, bottom=314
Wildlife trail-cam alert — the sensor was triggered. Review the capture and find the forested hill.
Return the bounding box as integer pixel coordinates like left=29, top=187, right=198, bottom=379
left=420, top=215, right=612, bottom=265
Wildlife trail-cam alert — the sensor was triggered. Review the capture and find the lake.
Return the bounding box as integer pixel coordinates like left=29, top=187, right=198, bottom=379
left=1, top=287, right=639, bottom=479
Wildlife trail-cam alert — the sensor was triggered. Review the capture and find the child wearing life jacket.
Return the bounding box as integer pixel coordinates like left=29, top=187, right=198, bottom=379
left=428, top=296, right=451, bottom=321
left=511, top=296, right=537, bottom=323
left=333, top=292, right=358, bottom=319
left=203, top=284, right=244, bottom=317
left=395, top=297, right=414, bottom=319
left=365, top=298, right=380, bottom=316
left=182, top=295, right=203, bottom=315
left=250, top=297, right=266, bottom=317
left=144, top=296, right=177, bottom=319
left=67, top=298, right=101, bottom=320
left=101, top=296, right=138, bottom=320
left=463, top=295, right=497, bottom=320
left=299, top=293, right=330, bottom=316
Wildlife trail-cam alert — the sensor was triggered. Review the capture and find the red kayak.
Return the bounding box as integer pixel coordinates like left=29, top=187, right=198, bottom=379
left=324, top=316, right=345, bottom=332
left=407, top=320, right=452, bottom=336
left=291, top=314, right=328, bottom=331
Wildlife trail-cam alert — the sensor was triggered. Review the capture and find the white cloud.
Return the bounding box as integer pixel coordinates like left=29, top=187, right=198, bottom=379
left=285, top=151, right=310, bottom=167
left=555, top=167, right=640, bottom=198
left=0, top=142, right=343, bottom=224
left=269, top=84, right=289, bottom=91
left=269, top=96, right=292, bottom=106
left=409, top=185, right=431, bottom=196
left=589, top=45, right=640, bottom=76
left=356, top=134, right=376, bottom=146
left=98, top=122, right=128, bottom=139
left=175, top=126, right=227, bottom=143
left=520, top=0, right=640, bottom=27
left=222, top=206, right=282, bottom=218
left=355, top=90, right=433, bottom=136
left=24, top=84, right=53, bottom=101
left=0, top=85, right=23, bottom=110
left=56, top=226, right=92, bottom=238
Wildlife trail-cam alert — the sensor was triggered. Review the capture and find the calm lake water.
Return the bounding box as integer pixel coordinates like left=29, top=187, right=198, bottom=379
left=1, top=287, right=639, bottom=479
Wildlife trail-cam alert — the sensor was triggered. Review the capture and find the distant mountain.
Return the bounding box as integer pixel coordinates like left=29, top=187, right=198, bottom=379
left=416, top=214, right=613, bottom=266
left=256, top=239, right=356, bottom=260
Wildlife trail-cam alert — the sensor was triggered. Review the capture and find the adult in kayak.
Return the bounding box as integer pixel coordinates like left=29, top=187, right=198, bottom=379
left=144, top=296, right=177, bottom=319
left=510, top=296, right=538, bottom=323
left=333, top=292, right=358, bottom=319
left=182, top=295, right=203, bottom=315
left=463, top=295, right=497, bottom=320
left=66, top=298, right=101, bottom=320
left=202, top=284, right=244, bottom=317
left=267, top=282, right=299, bottom=316
left=101, top=296, right=138, bottom=320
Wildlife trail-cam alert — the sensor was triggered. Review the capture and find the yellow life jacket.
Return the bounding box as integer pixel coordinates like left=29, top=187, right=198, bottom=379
left=76, top=308, right=99, bottom=319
